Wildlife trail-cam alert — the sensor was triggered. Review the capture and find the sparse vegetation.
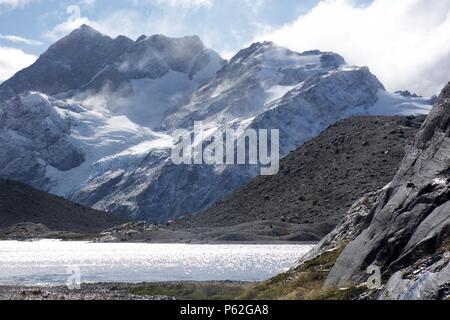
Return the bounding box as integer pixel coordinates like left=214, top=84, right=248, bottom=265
left=131, top=282, right=251, bottom=300
left=239, top=244, right=359, bottom=300
left=440, top=236, right=450, bottom=252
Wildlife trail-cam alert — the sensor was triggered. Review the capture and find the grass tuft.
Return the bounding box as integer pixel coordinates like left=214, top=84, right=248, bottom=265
left=131, top=282, right=249, bottom=300
left=239, top=243, right=363, bottom=300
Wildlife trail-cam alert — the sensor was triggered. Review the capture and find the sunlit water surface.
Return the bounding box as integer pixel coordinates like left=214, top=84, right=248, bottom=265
left=0, top=241, right=314, bottom=286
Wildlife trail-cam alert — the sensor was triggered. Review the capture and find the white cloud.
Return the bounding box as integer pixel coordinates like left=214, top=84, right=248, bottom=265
left=0, top=46, right=36, bottom=81
left=0, top=0, right=33, bottom=8
left=42, top=0, right=276, bottom=61
left=0, top=34, right=43, bottom=46
left=255, top=0, right=450, bottom=96
left=81, top=0, right=95, bottom=7
left=134, top=0, right=214, bottom=8
left=44, top=5, right=94, bottom=41
left=44, top=1, right=214, bottom=42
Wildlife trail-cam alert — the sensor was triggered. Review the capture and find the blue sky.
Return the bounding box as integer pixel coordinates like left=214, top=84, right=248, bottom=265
left=0, top=0, right=448, bottom=96
left=0, top=0, right=333, bottom=57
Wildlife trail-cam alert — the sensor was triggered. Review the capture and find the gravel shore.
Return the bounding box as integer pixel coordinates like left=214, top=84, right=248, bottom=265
left=0, top=281, right=252, bottom=300
left=0, top=283, right=174, bottom=300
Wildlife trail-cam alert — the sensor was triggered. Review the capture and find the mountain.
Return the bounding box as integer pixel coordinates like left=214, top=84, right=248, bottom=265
left=0, top=25, right=434, bottom=223
left=0, top=179, right=126, bottom=234
left=163, top=44, right=348, bottom=130
left=173, top=115, right=426, bottom=235
left=70, top=45, right=431, bottom=222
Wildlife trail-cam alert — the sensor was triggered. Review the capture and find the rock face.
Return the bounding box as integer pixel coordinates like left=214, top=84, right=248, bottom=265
left=311, top=82, right=450, bottom=300
left=173, top=116, right=426, bottom=235
left=0, top=179, right=126, bottom=233
left=0, top=93, right=85, bottom=189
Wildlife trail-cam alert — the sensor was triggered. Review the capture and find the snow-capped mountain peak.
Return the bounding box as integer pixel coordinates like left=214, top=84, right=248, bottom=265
left=163, top=43, right=349, bottom=130
left=70, top=23, right=105, bottom=38
left=0, top=25, right=225, bottom=129
left=0, top=28, right=434, bottom=223
left=0, top=25, right=134, bottom=100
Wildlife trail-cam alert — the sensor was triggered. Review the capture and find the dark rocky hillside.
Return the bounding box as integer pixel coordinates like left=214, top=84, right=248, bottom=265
left=0, top=179, right=126, bottom=233
left=174, top=115, right=426, bottom=232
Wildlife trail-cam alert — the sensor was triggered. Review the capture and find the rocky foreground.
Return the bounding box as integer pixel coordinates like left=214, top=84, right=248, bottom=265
left=0, top=283, right=172, bottom=300
left=0, top=282, right=251, bottom=301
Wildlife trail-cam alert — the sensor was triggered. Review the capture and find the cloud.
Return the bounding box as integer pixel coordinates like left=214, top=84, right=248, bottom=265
left=0, top=46, right=36, bottom=81
left=255, top=0, right=450, bottom=96
left=0, top=0, right=33, bottom=8
left=44, top=5, right=94, bottom=41
left=42, top=0, right=288, bottom=61
left=134, top=0, right=214, bottom=8
left=81, top=0, right=95, bottom=7
left=0, top=34, right=43, bottom=46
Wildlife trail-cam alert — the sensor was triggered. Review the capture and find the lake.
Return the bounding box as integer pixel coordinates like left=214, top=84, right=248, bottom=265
left=0, top=240, right=314, bottom=286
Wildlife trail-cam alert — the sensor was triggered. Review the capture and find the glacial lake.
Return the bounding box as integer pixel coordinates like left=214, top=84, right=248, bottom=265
left=0, top=241, right=314, bottom=286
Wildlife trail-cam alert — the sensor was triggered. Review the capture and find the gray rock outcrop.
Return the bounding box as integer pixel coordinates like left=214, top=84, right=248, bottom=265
left=310, top=82, right=450, bottom=300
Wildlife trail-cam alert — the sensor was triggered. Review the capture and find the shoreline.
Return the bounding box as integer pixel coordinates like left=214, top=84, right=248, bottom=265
left=0, top=238, right=318, bottom=246
left=0, top=281, right=255, bottom=300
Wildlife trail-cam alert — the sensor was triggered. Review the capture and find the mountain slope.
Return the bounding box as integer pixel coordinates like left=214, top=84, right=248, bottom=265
left=0, top=179, right=125, bottom=233
left=173, top=115, right=426, bottom=231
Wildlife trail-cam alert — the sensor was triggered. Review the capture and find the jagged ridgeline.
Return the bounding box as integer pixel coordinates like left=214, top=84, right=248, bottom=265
left=0, top=25, right=433, bottom=223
